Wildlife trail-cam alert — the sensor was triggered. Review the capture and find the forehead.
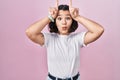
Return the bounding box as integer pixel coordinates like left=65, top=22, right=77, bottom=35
left=58, top=10, right=71, bottom=16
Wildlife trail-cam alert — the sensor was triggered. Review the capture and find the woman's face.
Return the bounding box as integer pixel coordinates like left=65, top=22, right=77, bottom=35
left=56, top=10, right=72, bottom=35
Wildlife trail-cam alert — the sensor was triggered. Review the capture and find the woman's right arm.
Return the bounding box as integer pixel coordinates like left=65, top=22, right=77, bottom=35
left=26, top=17, right=51, bottom=46
left=26, top=1, right=58, bottom=46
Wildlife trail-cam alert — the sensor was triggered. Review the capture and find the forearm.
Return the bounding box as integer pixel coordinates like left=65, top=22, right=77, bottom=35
left=26, top=16, right=51, bottom=35
left=76, top=16, right=104, bottom=34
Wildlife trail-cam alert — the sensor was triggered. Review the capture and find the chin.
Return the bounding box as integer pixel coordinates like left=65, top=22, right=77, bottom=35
left=60, top=32, right=69, bottom=35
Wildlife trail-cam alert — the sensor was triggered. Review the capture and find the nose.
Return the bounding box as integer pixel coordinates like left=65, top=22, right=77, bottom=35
left=61, top=19, right=67, bottom=25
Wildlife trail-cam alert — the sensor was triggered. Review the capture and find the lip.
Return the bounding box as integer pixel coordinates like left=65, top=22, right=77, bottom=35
left=62, top=27, right=67, bottom=30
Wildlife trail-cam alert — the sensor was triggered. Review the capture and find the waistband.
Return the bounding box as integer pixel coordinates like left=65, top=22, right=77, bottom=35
left=48, top=72, right=80, bottom=80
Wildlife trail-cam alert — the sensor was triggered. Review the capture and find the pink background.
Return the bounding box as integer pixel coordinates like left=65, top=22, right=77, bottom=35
left=0, top=0, right=120, bottom=80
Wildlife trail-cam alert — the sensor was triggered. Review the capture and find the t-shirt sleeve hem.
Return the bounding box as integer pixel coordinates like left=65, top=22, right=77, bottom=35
left=41, top=33, right=48, bottom=47
left=81, top=31, right=89, bottom=47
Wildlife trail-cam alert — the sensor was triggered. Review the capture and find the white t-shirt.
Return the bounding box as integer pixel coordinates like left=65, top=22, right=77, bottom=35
left=43, top=32, right=86, bottom=78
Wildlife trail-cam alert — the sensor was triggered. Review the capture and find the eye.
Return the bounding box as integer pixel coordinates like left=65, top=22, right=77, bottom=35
left=66, top=17, right=71, bottom=20
left=57, top=17, right=62, bottom=20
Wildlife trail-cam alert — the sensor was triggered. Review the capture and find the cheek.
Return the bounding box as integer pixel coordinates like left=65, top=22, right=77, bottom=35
left=55, top=21, right=61, bottom=29
left=68, top=21, right=72, bottom=27
left=56, top=20, right=60, bottom=25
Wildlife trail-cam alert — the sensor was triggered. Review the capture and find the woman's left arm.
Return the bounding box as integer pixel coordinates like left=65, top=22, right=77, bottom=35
left=69, top=1, right=104, bottom=45
left=75, top=15, right=104, bottom=45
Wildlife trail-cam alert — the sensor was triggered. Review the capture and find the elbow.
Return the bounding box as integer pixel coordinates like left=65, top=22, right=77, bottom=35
left=26, top=29, right=31, bottom=37
left=95, top=27, right=104, bottom=37
left=94, top=26, right=104, bottom=37
left=100, top=27, right=104, bottom=35
left=25, top=29, right=34, bottom=39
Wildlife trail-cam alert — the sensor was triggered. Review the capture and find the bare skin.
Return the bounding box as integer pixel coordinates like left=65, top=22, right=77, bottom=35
left=56, top=10, right=72, bottom=35
left=26, top=0, right=104, bottom=46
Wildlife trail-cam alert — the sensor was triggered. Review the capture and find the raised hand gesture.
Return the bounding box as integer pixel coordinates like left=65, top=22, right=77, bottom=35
left=69, top=0, right=80, bottom=21
left=48, top=0, right=59, bottom=19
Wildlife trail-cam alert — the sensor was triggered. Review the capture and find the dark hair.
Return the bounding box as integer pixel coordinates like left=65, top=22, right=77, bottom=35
left=48, top=4, right=78, bottom=33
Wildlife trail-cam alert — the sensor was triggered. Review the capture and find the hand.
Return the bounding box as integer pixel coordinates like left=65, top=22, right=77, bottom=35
left=48, top=0, right=59, bottom=19
left=69, top=0, right=80, bottom=21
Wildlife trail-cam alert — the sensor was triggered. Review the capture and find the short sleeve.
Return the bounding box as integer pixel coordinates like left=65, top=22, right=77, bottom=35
left=75, top=32, right=87, bottom=47
left=42, top=33, right=51, bottom=47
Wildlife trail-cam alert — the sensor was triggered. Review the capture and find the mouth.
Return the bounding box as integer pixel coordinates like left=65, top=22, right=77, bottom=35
left=62, top=27, right=68, bottom=30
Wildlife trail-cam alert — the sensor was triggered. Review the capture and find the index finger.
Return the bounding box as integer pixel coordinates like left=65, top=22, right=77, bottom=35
left=69, top=0, right=72, bottom=8
left=55, top=0, right=59, bottom=9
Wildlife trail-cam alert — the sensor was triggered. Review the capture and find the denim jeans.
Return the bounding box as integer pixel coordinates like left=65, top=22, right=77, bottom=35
left=46, top=75, right=80, bottom=80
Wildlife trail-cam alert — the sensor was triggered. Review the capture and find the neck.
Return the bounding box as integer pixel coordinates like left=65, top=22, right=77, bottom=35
left=58, top=32, right=70, bottom=35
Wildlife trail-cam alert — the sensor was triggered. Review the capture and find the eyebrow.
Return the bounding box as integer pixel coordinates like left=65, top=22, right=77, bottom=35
left=57, top=14, right=71, bottom=16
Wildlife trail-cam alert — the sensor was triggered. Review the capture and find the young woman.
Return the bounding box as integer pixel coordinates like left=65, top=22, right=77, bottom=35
left=26, top=0, right=104, bottom=80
